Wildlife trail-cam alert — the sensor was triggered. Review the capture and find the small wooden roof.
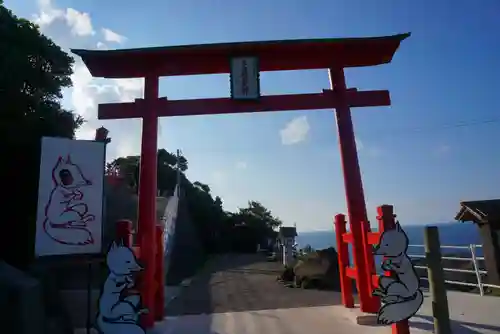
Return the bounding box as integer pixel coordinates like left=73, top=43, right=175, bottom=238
left=72, top=33, right=410, bottom=78
left=455, top=199, right=500, bottom=224
left=279, top=227, right=297, bottom=239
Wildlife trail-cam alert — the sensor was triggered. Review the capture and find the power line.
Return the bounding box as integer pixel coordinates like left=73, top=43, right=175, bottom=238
left=359, top=117, right=500, bottom=137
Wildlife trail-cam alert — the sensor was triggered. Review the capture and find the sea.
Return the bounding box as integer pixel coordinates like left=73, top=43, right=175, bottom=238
left=296, top=222, right=483, bottom=269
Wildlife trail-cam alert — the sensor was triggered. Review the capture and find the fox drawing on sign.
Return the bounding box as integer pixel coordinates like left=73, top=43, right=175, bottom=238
left=372, top=222, right=423, bottom=325
left=43, top=155, right=96, bottom=245
left=96, top=241, right=148, bottom=334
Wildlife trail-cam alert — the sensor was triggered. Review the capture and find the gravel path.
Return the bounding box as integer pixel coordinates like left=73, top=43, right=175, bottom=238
left=165, top=253, right=343, bottom=315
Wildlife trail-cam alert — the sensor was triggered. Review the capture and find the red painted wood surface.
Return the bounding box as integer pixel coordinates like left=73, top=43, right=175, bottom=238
left=135, top=76, right=159, bottom=328
left=361, top=220, right=380, bottom=312
left=335, top=205, right=412, bottom=333
left=334, top=214, right=354, bottom=308
left=329, top=67, right=375, bottom=313
left=335, top=214, right=378, bottom=312
left=116, top=219, right=134, bottom=247
left=71, top=33, right=410, bottom=78
left=114, top=220, right=164, bottom=328
left=154, top=225, right=165, bottom=321
left=97, top=90, right=390, bottom=119
left=377, top=205, right=411, bottom=334
left=73, top=33, right=411, bottom=329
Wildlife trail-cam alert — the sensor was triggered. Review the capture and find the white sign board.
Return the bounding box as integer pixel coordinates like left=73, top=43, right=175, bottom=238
left=35, top=137, right=106, bottom=257
left=230, top=56, right=260, bottom=100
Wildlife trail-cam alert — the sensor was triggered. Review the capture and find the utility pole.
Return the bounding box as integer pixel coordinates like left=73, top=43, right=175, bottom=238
left=176, top=149, right=181, bottom=187
left=175, top=149, right=183, bottom=198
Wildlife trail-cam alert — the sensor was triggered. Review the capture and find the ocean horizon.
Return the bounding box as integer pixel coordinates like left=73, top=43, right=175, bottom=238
left=296, top=222, right=483, bottom=257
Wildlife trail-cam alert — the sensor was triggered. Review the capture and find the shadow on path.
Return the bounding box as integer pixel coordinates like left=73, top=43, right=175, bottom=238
left=165, top=253, right=343, bottom=316
left=410, top=315, right=500, bottom=334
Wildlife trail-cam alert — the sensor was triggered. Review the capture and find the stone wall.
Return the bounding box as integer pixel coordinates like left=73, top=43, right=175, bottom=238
left=165, top=189, right=206, bottom=285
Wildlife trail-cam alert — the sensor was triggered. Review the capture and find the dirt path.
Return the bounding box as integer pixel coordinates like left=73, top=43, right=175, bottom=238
left=165, top=253, right=343, bottom=315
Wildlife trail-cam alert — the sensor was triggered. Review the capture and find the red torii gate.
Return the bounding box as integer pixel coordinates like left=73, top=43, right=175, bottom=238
left=73, top=32, right=410, bottom=328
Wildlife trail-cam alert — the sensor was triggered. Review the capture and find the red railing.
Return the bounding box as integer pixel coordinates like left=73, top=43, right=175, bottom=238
left=154, top=225, right=165, bottom=321
left=335, top=205, right=410, bottom=334
left=115, top=219, right=165, bottom=324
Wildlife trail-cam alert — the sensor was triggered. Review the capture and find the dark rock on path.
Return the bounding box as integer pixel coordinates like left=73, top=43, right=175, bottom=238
left=277, top=247, right=341, bottom=290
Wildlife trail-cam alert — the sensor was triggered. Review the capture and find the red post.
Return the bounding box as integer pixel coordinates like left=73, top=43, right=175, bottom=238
left=137, top=75, right=159, bottom=328
left=116, top=219, right=133, bottom=247
left=363, top=221, right=378, bottom=285
left=360, top=220, right=381, bottom=312
left=377, top=205, right=410, bottom=334
left=334, top=214, right=354, bottom=308
left=329, top=68, right=373, bottom=313
left=154, top=225, right=165, bottom=321
left=377, top=205, right=394, bottom=279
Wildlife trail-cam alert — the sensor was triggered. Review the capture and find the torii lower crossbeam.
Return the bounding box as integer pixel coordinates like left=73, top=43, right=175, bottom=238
left=98, top=89, right=390, bottom=119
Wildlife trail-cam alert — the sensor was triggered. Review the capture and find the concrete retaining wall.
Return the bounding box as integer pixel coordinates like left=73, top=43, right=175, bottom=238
left=0, top=262, right=45, bottom=334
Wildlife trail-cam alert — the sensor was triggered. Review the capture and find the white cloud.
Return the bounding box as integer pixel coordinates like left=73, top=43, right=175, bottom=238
left=96, top=42, right=108, bottom=50
left=30, top=0, right=141, bottom=161
left=355, top=138, right=364, bottom=151
left=280, top=116, right=310, bottom=145
left=72, top=62, right=144, bottom=159
left=65, top=8, right=94, bottom=36
left=101, top=28, right=127, bottom=44
left=115, top=135, right=140, bottom=158
left=355, top=138, right=383, bottom=157
left=33, top=0, right=95, bottom=37
left=236, top=161, right=247, bottom=169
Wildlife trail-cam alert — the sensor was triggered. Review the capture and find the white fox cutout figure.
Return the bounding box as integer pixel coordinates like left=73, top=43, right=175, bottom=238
left=43, top=155, right=95, bottom=245
left=96, top=240, right=148, bottom=334
left=372, top=222, right=423, bottom=325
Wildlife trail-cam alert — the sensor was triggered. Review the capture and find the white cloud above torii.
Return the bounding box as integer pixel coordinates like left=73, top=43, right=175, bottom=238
left=30, top=0, right=144, bottom=160
left=101, top=28, right=127, bottom=44
left=33, top=0, right=95, bottom=37
left=280, top=116, right=310, bottom=145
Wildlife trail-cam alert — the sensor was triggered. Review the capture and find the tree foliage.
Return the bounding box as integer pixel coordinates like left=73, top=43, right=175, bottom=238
left=108, top=149, right=283, bottom=254
left=1, top=2, right=83, bottom=267
left=0, top=1, right=283, bottom=265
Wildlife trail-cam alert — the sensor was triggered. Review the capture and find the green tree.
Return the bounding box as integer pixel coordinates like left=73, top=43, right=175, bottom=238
left=157, top=148, right=188, bottom=172
left=224, top=201, right=283, bottom=252
left=177, top=155, right=188, bottom=172
left=1, top=2, right=83, bottom=267
left=193, top=181, right=211, bottom=194
left=214, top=196, right=223, bottom=209
left=108, top=147, right=286, bottom=255
left=109, top=156, right=140, bottom=189
left=239, top=201, right=283, bottom=231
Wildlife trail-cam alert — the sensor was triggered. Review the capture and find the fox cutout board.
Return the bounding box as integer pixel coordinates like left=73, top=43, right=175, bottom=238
left=372, top=222, right=424, bottom=325
left=34, top=136, right=106, bottom=257
left=96, top=240, right=148, bottom=334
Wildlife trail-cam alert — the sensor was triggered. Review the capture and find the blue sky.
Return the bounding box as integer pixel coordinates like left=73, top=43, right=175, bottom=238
left=7, top=0, right=500, bottom=231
